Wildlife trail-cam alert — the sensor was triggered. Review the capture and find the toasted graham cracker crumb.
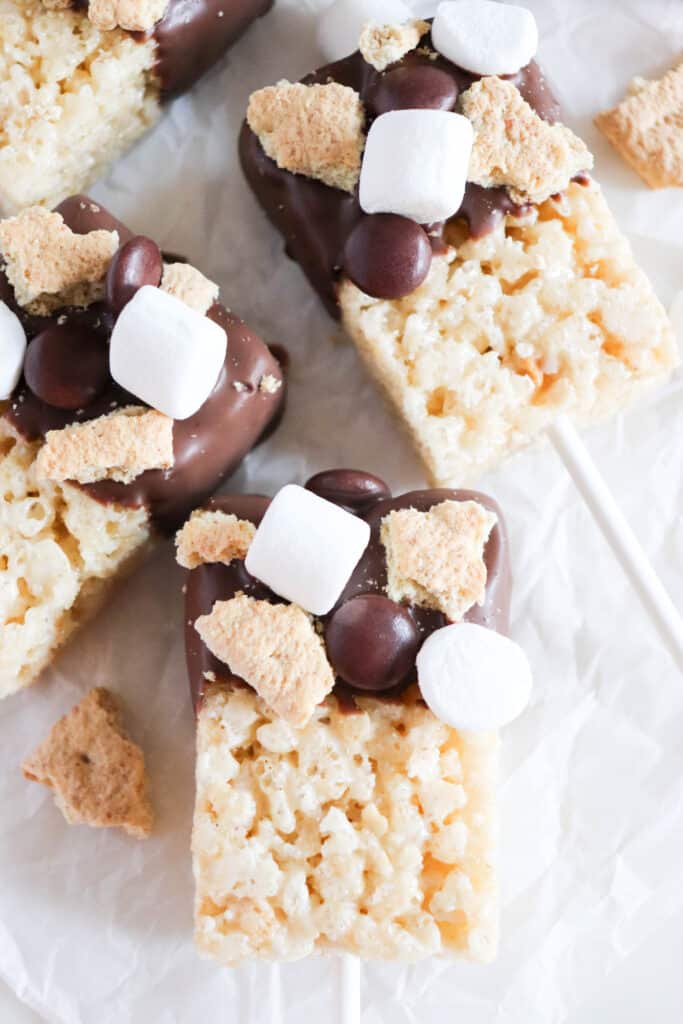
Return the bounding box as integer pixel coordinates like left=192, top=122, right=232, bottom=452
left=195, top=595, right=335, bottom=728
left=595, top=61, right=683, bottom=188
left=41, top=0, right=71, bottom=7
left=87, top=0, right=169, bottom=31
left=381, top=500, right=496, bottom=621
left=36, top=406, right=174, bottom=485
left=0, top=206, right=118, bottom=313
left=22, top=688, right=153, bottom=839
left=462, top=77, right=593, bottom=204
left=247, top=81, right=365, bottom=194
left=161, top=262, right=219, bottom=315
left=176, top=510, right=256, bottom=569
left=359, top=19, right=429, bottom=72
left=259, top=374, right=282, bottom=395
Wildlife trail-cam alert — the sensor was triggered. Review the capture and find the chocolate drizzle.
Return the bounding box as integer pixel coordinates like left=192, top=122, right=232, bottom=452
left=3, top=197, right=285, bottom=534
left=240, top=28, right=561, bottom=317
left=184, top=471, right=511, bottom=713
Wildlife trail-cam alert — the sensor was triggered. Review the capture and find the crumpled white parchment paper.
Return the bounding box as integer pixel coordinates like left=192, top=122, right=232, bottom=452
left=1, top=0, right=682, bottom=1020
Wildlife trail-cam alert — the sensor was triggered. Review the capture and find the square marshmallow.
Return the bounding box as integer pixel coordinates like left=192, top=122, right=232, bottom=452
left=317, top=0, right=413, bottom=63
left=0, top=300, right=27, bottom=400
left=432, top=1, right=538, bottom=76
left=359, top=109, right=473, bottom=225
left=245, top=485, right=371, bottom=616
left=110, top=286, right=227, bottom=421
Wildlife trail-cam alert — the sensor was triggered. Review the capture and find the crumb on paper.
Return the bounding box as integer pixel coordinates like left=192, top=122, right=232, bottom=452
left=462, top=76, right=593, bottom=204
left=36, top=407, right=174, bottom=485
left=195, top=595, right=335, bottom=727
left=247, top=81, right=365, bottom=193
left=22, top=687, right=153, bottom=839
left=176, top=510, right=256, bottom=569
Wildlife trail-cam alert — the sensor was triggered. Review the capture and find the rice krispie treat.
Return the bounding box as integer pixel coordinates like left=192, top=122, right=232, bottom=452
left=595, top=60, right=683, bottom=189
left=0, top=195, right=285, bottom=699
left=23, top=686, right=153, bottom=838
left=181, top=469, right=532, bottom=962
left=0, top=0, right=272, bottom=212
left=240, top=0, right=678, bottom=486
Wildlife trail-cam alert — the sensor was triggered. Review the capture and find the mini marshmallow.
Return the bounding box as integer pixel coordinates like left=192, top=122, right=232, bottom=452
left=432, top=0, right=538, bottom=76
left=245, top=484, right=370, bottom=616
left=359, top=109, right=473, bottom=224
left=416, top=622, right=532, bottom=731
left=317, top=0, right=412, bottom=63
left=109, top=286, right=227, bottom=421
left=0, top=301, right=27, bottom=400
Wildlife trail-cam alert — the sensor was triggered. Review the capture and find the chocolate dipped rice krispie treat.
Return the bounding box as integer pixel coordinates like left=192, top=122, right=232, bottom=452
left=0, top=0, right=271, bottom=212
left=180, top=469, right=532, bottom=962
left=241, top=0, right=678, bottom=487
left=0, top=195, right=285, bottom=698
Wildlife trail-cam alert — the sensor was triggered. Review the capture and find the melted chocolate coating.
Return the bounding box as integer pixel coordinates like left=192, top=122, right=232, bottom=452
left=240, top=29, right=561, bottom=317
left=184, top=471, right=511, bottom=712
left=4, top=198, right=286, bottom=534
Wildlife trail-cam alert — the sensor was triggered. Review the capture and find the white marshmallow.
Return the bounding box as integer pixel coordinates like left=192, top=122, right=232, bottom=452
left=245, top=484, right=370, bottom=616
left=109, top=286, right=227, bottom=421
left=432, top=0, right=538, bottom=76
left=317, top=0, right=412, bottom=63
left=0, top=301, right=27, bottom=400
left=416, top=622, right=532, bottom=731
left=359, top=109, right=473, bottom=224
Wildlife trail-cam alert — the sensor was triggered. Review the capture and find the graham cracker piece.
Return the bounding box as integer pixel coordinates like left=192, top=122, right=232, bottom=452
left=87, top=0, right=169, bottom=31
left=36, top=406, right=174, bottom=485
left=161, top=262, right=219, bottom=315
left=176, top=510, right=256, bottom=569
left=22, top=688, right=153, bottom=839
left=595, top=61, right=683, bottom=188
left=195, top=595, right=335, bottom=727
left=462, top=76, right=593, bottom=204
left=0, top=206, right=118, bottom=314
left=247, top=81, right=365, bottom=194
left=359, top=19, right=429, bottom=72
left=259, top=374, right=282, bottom=395
left=381, top=500, right=496, bottom=621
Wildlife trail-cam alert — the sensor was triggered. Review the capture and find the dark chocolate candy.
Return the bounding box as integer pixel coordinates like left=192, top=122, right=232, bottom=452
left=343, top=214, right=432, bottom=299
left=106, top=235, right=163, bottom=314
left=240, top=26, right=561, bottom=316
left=184, top=471, right=510, bottom=711
left=4, top=198, right=286, bottom=534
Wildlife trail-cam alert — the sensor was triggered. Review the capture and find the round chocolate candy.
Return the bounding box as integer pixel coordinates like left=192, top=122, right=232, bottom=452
left=343, top=214, right=432, bottom=300
left=325, top=594, right=421, bottom=692
left=106, top=235, right=162, bottom=314
left=367, top=65, right=459, bottom=117
left=24, top=322, right=110, bottom=410
left=306, top=469, right=391, bottom=513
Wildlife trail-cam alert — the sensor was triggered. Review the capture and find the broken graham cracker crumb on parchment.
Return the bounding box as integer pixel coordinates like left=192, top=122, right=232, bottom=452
left=462, top=76, right=593, bottom=204
left=595, top=61, right=683, bottom=188
left=22, top=688, right=153, bottom=839
left=36, top=407, right=174, bottom=485
left=176, top=510, right=256, bottom=569
left=195, top=595, right=335, bottom=728
left=382, top=500, right=496, bottom=621
left=359, top=19, right=429, bottom=72
left=86, top=0, right=169, bottom=32
left=0, top=206, right=118, bottom=314
left=161, top=262, right=219, bottom=315
left=247, top=81, right=365, bottom=194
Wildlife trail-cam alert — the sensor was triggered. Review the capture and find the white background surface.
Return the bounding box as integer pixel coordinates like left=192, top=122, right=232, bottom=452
left=1, top=0, right=682, bottom=1021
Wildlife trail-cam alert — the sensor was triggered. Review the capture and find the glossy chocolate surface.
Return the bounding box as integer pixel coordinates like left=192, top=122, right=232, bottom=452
left=240, top=28, right=561, bottom=316
left=184, top=470, right=511, bottom=712
left=3, top=196, right=285, bottom=533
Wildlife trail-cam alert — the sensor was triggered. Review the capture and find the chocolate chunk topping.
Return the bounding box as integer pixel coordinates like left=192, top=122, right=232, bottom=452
left=325, top=594, right=422, bottom=692
left=184, top=470, right=511, bottom=712
left=240, top=27, right=561, bottom=316
left=106, top=235, right=163, bottom=314
left=343, top=214, right=432, bottom=300
left=24, top=323, right=110, bottom=411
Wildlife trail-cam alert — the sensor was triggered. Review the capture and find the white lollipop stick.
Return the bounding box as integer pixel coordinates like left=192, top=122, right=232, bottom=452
left=549, top=416, right=683, bottom=670
left=340, top=954, right=361, bottom=1024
